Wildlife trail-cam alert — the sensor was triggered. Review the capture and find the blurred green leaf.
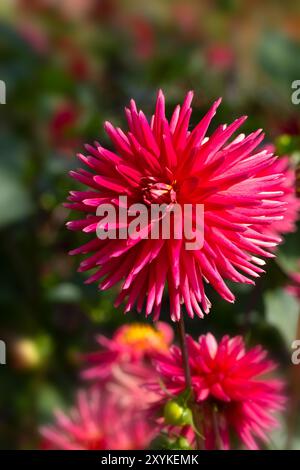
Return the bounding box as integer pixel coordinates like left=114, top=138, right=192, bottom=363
left=270, top=415, right=300, bottom=450
left=35, top=384, right=65, bottom=422
left=0, top=168, right=33, bottom=227
left=258, top=31, right=300, bottom=90
left=265, top=289, right=299, bottom=345
left=46, top=283, right=82, bottom=304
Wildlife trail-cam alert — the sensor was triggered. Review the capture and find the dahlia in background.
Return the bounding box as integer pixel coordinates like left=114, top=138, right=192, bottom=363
left=82, top=322, right=172, bottom=381
left=66, top=90, right=287, bottom=320
left=257, top=148, right=300, bottom=239
left=153, top=333, right=285, bottom=450
left=273, top=156, right=300, bottom=235
left=82, top=322, right=172, bottom=411
left=41, top=324, right=165, bottom=450
left=41, top=386, right=155, bottom=450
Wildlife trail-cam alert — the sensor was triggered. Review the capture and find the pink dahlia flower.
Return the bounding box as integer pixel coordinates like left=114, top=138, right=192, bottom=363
left=82, top=323, right=173, bottom=414
left=271, top=156, right=300, bottom=235
left=66, top=90, right=286, bottom=320
left=257, top=147, right=300, bottom=237
left=154, top=333, right=285, bottom=450
left=82, top=322, right=172, bottom=382
left=41, top=387, right=155, bottom=450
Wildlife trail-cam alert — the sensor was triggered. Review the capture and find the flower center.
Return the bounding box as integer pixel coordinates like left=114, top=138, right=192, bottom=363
left=141, top=177, right=177, bottom=205
left=115, top=323, right=168, bottom=352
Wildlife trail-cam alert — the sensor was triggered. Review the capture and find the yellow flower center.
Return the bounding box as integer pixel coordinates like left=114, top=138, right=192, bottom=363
left=117, top=323, right=168, bottom=352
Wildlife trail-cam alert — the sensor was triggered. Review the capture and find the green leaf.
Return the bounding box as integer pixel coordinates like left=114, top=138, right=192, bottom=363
left=46, top=283, right=82, bottom=303
left=0, top=168, right=33, bottom=227
left=269, top=416, right=300, bottom=450
left=35, top=384, right=65, bottom=422
left=265, top=289, right=299, bottom=345
left=258, top=31, right=300, bottom=87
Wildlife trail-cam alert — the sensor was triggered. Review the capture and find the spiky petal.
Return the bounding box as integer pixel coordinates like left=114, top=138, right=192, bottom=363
left=41, top=387, right=155, bottom=450
left=66, top=91, right=287, bottom=320
left=153, top=333, right=285, bottom=450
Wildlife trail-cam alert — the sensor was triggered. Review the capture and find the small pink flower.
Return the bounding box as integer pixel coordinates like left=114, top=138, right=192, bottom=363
left=154, top=333, right=285, bottom=450
left=41, top=386, right=155, bottom=450
left=66, top=91, right=286, bottom=320
left=82, top=323, right=173, bottom=414
left=49, top=102, right=80, bottom=151
left=206, top=44, right=235, bottom=71
left=82, top=322, right=172, bottom=382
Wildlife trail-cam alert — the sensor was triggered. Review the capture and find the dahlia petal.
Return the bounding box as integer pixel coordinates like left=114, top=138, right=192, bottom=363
left=186, top=97, right=222, bottom=154
left=93, top=175, right=131, bottom=194
left=67, top=91, right=288, bottom=320
left=154, top=333, right=285, bottom=449
left=168, top=239, right=182, bottom=289
left=138, top=110, right=160, bottom=156
left=161, top=125, right=177, bottom=169
left=169, top=104, right=181, bottom=134
left=104, top=121, right=134, bottom=158
left=153, top=89, right=165, bottom=140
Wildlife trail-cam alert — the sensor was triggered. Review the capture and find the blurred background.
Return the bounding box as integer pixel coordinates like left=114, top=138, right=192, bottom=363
left=1, top=0, right=300, bottom=450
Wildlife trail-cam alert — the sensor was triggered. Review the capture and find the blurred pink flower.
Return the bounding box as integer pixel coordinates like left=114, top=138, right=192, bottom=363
left=268, top=157, right=300, bottom=235
left=206, top=44, right=235, bottom=71
left=129, top=16, right=155, bottom=60
left=82, top=322, right=172, bottom=382
left=257, top=147, right=300, bottom=238
left=49, top=102, right=80, bottom=152
left=154, top=333, right=285, bottom=450
left=55, top=37, right=94, bottom=81
left=17, top=23, right=49, bottom=54
left=41, top=387, right=155, bottom=450
left=66, top=90, right=286, bottom=321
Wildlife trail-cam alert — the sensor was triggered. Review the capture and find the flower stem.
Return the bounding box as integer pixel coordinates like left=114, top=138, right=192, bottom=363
left=212, top=406, right=223, bottom=450
left=177, top=316, right=203, bottom=450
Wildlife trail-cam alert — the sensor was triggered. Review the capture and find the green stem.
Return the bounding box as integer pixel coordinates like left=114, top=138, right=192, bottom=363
left=177, top=316, right=203, bottom=450
left=212, top=406, right=223, bottom=450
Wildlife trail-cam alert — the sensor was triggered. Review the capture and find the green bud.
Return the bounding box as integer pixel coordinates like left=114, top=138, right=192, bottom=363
left=180, top=407, right=193, bottom=425
left=163, top=400, right=193, bottom=426
left=164, top=400, right=184, bottom=425
left=276, top=134, right=293, bottom=155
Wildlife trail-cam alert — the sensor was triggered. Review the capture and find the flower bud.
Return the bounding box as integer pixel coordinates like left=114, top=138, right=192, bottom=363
left=163, top=400, right=192, bottom=426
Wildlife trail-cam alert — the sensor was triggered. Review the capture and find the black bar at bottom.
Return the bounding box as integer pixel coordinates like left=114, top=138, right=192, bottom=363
left=0, top=449, right=297, bottom=468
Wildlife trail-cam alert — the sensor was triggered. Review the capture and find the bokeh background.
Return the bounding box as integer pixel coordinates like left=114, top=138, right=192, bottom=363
left=1, top=0, right=300, bottom=449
